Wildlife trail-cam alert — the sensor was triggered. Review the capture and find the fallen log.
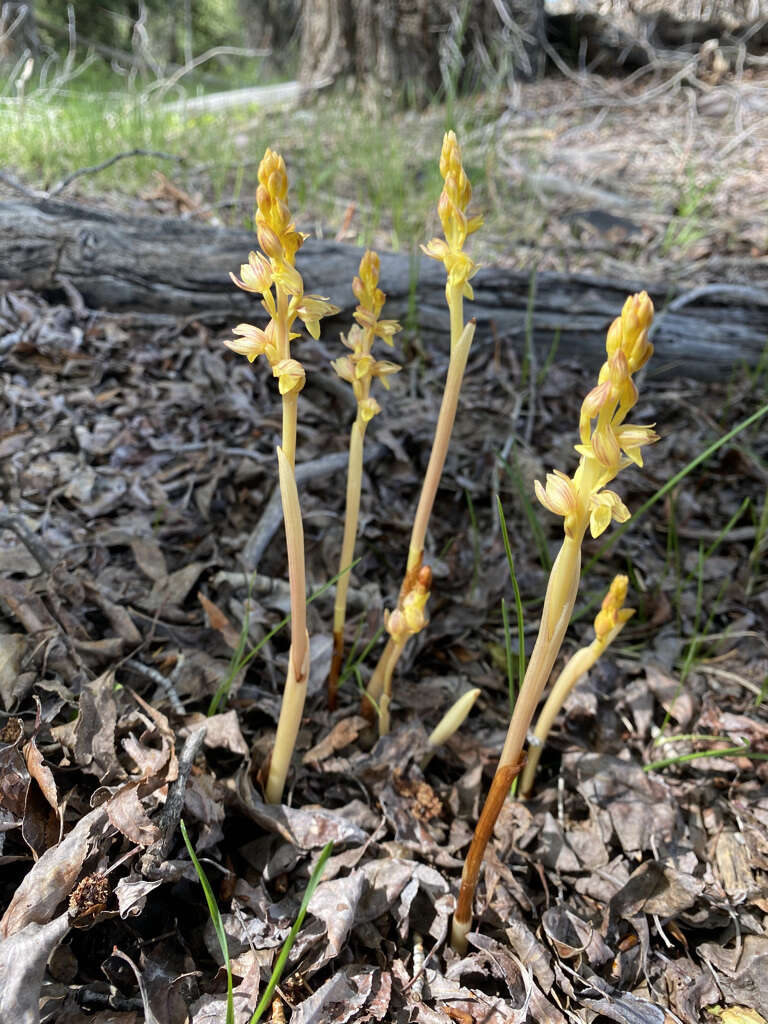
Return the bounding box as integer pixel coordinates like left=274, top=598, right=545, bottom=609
left=1, top=197, right=766, bottom=380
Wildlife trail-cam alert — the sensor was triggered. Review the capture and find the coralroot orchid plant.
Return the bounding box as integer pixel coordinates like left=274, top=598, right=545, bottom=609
left=225, top=149, right=339, bottom=804
left=450, top=291, right=659, bottom=952
left=361, top=131, right=481, bottom=732
left=328, top=251, right=402, bottom=710
left=225, top=140, right=661, bottom=969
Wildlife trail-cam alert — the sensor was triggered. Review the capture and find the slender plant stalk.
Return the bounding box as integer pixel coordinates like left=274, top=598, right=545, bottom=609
left=361, top=131, right=482, bottom=725
left=363, top=317, right=477, bottom=717
left=329, top=419, right=365, bottom=698
left=265, top=448, right=310, bottom=804
left=451, top=291, right=659, bottom=951
left=518, top=575, right=634, bottom=798
left=328, top=251, right=401, bottom=708
left=225, top=147, right=338, bottom=803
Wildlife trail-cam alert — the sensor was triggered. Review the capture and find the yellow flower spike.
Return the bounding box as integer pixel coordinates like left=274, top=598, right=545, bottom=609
left=329, top=250, right=402, bottom=709
left=422, top=132, right=482, bottom=328
left=364, top=139, right=479, bottom=727
left=225, top=146, right=340, bottom=801
left=376, top=567, right=431, bottom=736
left=593, top=574, right=635, bottom=642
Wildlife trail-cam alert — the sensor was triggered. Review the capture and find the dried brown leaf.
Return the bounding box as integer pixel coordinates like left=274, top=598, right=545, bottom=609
left=0, top=633, right=32, bottom=710
left=198, top=590, right=241, bottom=648
left=1, top=806, right=108, bottom=937
left=0, top=911, right=70, bottom=1024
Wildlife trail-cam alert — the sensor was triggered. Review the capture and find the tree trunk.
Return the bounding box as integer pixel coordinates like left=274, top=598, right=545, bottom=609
left=0, top=2, right=40, bottom=64
left=298, top=0, right=545, bottom=104
left=1, top=197, right=766, bottom=381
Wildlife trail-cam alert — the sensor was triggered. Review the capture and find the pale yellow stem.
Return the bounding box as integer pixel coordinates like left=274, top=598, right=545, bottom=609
left=363, top=318, right=475, bottom=720
left=378, top=638, right=405, bottom=737
left=329, top=416, right=366, bottom=708
left=362, top=635, right=395, bottom=720
left=451, top=526, right=586, bottom=952
left=265, top=447, right=309, bottom=804
left=265, top=631, right=309, bottom=804
left=498, top=531, right=584, bottom=770
left=333, top=417, right=366, bottom=636
left=520, top=612, right=630, bottom=797
left=518, top=641, right=600, bottom=798
left=281, top=392, right=298, bottom=469
left=276, top=286, right=298, bottom=470
left=449, top=287, right=464, bottom=357
left=407, top=318, right=476, bottom=571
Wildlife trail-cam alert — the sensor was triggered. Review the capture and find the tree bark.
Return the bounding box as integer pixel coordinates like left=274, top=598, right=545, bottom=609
left=0, top=2, right=40, bottom=64
left=298, top=0, right=545, bottom=104
left=0, top=197, right=765, bottom=381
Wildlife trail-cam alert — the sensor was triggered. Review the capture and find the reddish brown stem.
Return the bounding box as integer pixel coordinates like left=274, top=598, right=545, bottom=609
left=453, top=758, right=525, bottom=937
left=328, top=630, right=344, bottom=710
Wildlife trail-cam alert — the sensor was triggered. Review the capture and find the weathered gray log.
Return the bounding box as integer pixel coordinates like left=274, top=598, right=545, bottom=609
left=1, top=197, right=766, bottom=379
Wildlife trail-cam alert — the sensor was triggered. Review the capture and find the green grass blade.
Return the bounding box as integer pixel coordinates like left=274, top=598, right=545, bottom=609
left=180, top=820, right=234, bottom=1024
left=208, top=559, right=361, bottom=715
left=501, top=597, right=515, bottom=715
left=537, top=327, right=561, bottom=387
left=340, top=623, right=386, bottom=687
left=584, top=401, right=768, bottom=575
left=249, top=841, right=334, bottom=1024
left=681, top=495, right=751, bottom=591
left=496, top=496, right=526, bottom=694
left=645, top=745, right=768, bottom=772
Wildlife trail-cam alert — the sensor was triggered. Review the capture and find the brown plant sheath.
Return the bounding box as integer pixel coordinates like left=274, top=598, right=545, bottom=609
left=454, top=758, right=525, bottom=930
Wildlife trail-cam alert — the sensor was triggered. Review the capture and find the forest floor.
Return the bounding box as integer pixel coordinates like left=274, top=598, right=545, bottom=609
left=0, top=68, right=767, bottom=1024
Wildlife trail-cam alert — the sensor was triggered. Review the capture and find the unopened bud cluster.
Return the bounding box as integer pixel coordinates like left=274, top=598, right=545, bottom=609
left=535, top=292, right=659, bottom=539
left=593, top=573, right=635, bottom=643
left=421, top=131, right=483, bottom=300
left=386, top=566, right=432, bottom=646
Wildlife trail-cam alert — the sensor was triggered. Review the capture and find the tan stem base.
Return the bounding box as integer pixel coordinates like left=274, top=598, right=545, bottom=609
left=264, top=633, right=309, bottom=804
